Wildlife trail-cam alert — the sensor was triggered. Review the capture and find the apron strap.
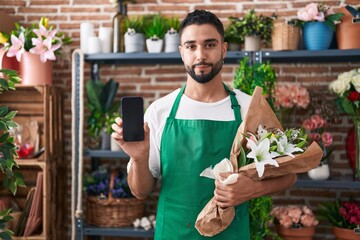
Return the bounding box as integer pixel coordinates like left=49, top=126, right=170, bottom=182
left=168, top=84, right=241, bottom=122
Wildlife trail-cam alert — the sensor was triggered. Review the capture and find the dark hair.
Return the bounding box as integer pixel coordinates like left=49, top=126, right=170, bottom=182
left=179, top=10, right=224, bottom=41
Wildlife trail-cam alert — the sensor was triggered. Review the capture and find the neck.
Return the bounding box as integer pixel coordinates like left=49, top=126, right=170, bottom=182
left=184, top=76, right=228, bottom=103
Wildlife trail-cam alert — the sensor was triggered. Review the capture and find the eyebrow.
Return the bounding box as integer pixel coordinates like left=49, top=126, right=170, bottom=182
left=183, top=38, right=219, bottom=45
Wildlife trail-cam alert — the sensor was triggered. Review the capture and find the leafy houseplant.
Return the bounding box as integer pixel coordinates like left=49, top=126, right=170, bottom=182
left=0, top=68, right=25, bottom=239
left=86, top=78, right=120, bottom=143
left=144, top=15, right=167, bottom=53
left=123, top=16, right=145, bottom=53
left=228, top=9, right=276, bottom=50
left=224, top=17, right=244, bottom=50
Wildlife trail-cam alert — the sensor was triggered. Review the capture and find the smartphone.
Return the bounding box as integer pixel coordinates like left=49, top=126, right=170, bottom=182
left=121, top=96, right=144, bottom=142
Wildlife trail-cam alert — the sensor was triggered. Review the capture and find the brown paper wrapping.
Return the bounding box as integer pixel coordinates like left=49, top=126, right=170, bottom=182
left=195, top=86, right=323, bottom=237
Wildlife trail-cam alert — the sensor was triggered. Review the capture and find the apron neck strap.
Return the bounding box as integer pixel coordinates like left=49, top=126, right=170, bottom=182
left=169, top=84, right=241, bottom=122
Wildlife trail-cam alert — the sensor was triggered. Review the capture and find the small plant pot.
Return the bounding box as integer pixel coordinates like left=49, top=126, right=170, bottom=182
left=244, top=35, right=261, bottom=51
left=308, top=163, right=330, bottom=180
left=164, top=32, right=180, bottom=53
left=110, top=137, right=122, bottom=151
left=146, top=38, right=163, bottom=53
left=303, top=22, right=333, bottom=50
left=227, top=43, right=241, bottom=51
left=101, top=129, right=111, bottom=150
left=336, top=7, right=360, bottom=50
left=124, top=33, right=145, bottom=53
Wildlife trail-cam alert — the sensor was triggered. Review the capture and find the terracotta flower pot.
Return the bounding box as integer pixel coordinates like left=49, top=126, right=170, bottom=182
left=0, top=47, right=20, bottom=72
left=332, top=226, right=360, bottom=240
left=276, top=225, right=316, bottom=240
left=20, top=52, right=53, bottom=86
left=336, top=7, right=360, bottom=50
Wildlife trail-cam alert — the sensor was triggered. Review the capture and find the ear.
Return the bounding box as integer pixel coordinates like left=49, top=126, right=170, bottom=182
left=222, top=41, right=228, bottom=59
left=179, top=45, right=184, bottom=62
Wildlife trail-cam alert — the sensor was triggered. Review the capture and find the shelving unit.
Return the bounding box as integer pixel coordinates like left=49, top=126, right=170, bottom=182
left=0, top=86, right=63, bottom=240
left=72, top=49, right=360, bottom=240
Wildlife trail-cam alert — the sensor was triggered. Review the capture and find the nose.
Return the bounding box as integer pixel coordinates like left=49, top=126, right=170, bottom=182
left=196, top=47, right=206, bottom=62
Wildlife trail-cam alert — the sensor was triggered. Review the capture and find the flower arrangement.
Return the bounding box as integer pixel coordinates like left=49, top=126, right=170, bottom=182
left=302, top=114, right=334, bottom=164
left=83, top=168, right=132, bottom=199
left=271, top=205, right=319, bottom=229
left=292, top=2, right=344, bottom=30
left=318, top=200, right=360, bottom=230
left=273, top=84, right=310, bottom=110
left=329, top=68, right=360, bottom=122
left=0, top=17, right=72, bottom=62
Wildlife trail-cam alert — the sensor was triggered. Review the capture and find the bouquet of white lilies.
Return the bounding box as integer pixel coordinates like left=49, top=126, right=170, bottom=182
left=195, top=86, right=323, bottom=237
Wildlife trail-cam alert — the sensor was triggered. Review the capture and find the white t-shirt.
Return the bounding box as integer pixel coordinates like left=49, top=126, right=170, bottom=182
left=127, top=88, right=252, bottom=178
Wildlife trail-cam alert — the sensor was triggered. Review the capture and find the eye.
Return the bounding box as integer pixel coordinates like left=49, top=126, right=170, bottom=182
left=206, top=42, right=216, bottom=48
left=186, top=45, right=196, bottom=50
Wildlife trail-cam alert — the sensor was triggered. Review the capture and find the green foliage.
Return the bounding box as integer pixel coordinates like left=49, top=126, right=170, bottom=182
left=249, top=196, right=281, bottom=240
left=123, top=16, right=144, bottom=34
left=86, top=79, right=120, bottom=137
left=317, top=201, right=345, bottom=228
left=143, top=14, right=167, bottom=39
left=234, top=57, right=277, bottom=110
left=0, top=68, right=25, bottom=239
left=226, top=9, right=276, bottom=46
left=166, top=17, right=181, bottom=32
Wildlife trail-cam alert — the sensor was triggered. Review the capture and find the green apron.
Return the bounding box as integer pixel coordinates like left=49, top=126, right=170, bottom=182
left=155, top=84, right=250, bottom=240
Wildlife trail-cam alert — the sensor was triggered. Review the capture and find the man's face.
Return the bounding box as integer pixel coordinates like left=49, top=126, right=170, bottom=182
left=179, top=24, right=227, bottom=84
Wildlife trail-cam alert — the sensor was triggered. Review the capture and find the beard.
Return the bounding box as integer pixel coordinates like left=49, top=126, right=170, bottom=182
left=185, top=57, right=223, bottom=84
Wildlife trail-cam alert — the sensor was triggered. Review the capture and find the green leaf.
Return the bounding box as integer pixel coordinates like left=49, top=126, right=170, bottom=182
left=0, top=120, right=7, bottom=130
left=0, top=132, right=9, bottom=143
left=6, top=120, right=17, bottom=128
left=341, top=98, right=355, bottom=115
left=4, top=110, right=17, bottom=120
left=0, top=106, right=9, bottom=117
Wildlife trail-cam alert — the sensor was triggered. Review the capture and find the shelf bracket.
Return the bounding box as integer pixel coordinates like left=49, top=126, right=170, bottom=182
left=253, top=51, right=263, bottom=64
left=91, top=63, right=100, bottom=81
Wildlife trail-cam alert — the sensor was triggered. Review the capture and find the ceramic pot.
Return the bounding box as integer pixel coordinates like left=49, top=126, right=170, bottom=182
left=0, top=47, right=20, bottom=72
left=332, top=226, right=360, bottom=240
left=19, top=52, right=53, bottom=86
left=110, top=137, right=122, bottom=151
left=244, top=35, right=261, bottom=51
left=308, top=164, right=330, bottom=180
left=164, top=32, right=180, bottom=53
left=276, top=225, right=316, bottom=240
left=336, top=7, right=360, bottom=50
left=124, top=32, right=145, bottom=53
left=303, top=22, right=334, bottom=50
left=146, top=38, right=163, bottom=53
left=101, top=129, right=110, bottom=150
left=228, top=43, right=241, bottom=51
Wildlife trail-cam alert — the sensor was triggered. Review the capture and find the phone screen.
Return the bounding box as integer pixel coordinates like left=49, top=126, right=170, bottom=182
left=121, top=96, right=144, bottom=142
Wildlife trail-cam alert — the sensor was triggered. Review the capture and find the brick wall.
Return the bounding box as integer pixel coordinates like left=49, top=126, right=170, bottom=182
left=1, top=0, right=360, bottom=239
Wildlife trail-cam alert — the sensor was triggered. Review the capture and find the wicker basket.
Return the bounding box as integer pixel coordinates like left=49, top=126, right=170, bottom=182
left=86, top=172, right=145, bottom=227
left=271, top=22, right=300, bottom=51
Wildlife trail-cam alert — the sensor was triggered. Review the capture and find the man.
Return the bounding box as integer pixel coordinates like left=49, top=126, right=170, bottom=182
left=112, top=9, right=296, bottom=239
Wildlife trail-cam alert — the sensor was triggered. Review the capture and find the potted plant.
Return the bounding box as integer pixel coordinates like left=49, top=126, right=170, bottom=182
left=224, top=17, right=244, bottom=51
left=302, top=114, right=334, bottom=180
left=318, top=199, right=360, bottom=239
left=291, top=2, right=344, bottom=50
left=105, top=111, right=122, bottom=151
left=0, top=68, right=25, bottom=239
left=0, top=17, right=72, bottom=85
left=336, top=5, right=360, bottom=50
left=164, top=16, right=181, bottom=53
left=271, top=205, right=319, bottom=239
left=228, top=9, right=276, bottom=51
left=144, top=14, right=167, bottom=53
left=123, top=16, right=145, bottom=53
left=86, top=78, right=120, bottom=149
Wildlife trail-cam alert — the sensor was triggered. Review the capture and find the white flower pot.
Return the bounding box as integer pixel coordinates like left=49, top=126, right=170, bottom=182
left=244, top=35, right=261, bottom=51
left=146, top=38, right=163, bottom=53
left=110, top=137, right=122, bottom=151
left=101, top=129, right=110, bottom=150
left=124, top=33, right=145, bottom=53
left=308, top=164, right=330, bottom=180
left=164, top=32, right=180, bottom=53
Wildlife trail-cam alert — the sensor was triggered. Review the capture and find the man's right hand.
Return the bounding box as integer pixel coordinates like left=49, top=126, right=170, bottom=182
left=111, top=117, right=150, bottom=162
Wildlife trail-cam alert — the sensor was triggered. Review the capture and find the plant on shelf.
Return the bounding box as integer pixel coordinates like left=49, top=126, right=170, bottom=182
left=123, top=16, right=145, bottom=53
left=224, top=17, right=244, bottom=51
left=271, top=205, right=318, bottom=239
left=144, top=14, right=167, bottom=53
left=318, top=199, right=360, bottom=238
left=0, top=17, right=72, bottom=62
left=86, top=78, right=120, bottom=148
left=164, top=16, right=181, bottom=53
left=0, top=68, right=25, bottom=239
left=227, top=9, right=276, bottom=51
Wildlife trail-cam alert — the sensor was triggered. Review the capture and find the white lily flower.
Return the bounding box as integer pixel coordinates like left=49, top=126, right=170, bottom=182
left=276, top=135, right=304, bottom=158
left=246, top=137, right=280, bottom=177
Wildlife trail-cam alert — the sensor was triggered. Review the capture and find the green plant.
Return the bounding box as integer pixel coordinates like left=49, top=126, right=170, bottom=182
left=227, top=9, right=276, bottom=46
left=234, top=57, right=277, bottom=110
left=143, top=14, right=167, bottom=39
left=86, top=78, right=120, bottom=138
left=123, top=16, right=144, bottom=34
left=166, top=17, right=181, bottom=33
left=105, top=111, right=121, bottom=134
left=0, top=68, right=25, bottom=240
left=224, top=17, right=244, bottom=45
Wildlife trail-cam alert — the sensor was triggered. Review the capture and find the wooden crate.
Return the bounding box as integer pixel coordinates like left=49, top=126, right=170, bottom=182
left=0, top=85, right=63, bottom=240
